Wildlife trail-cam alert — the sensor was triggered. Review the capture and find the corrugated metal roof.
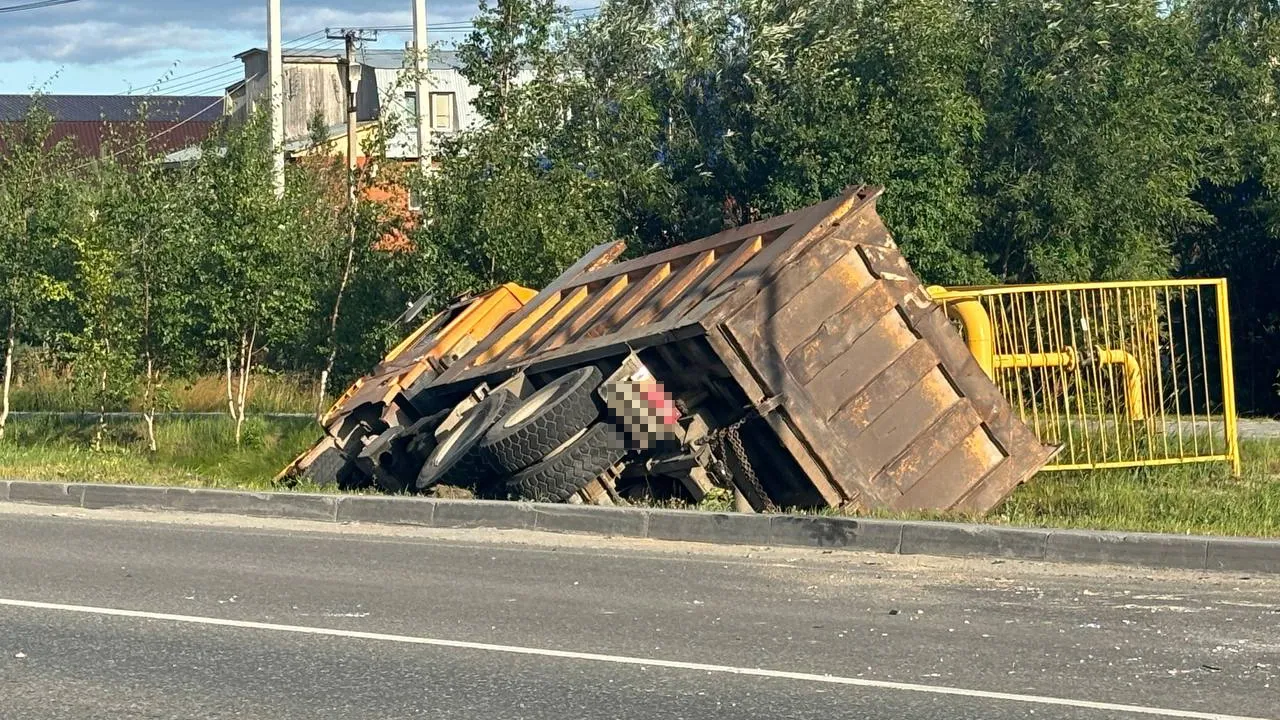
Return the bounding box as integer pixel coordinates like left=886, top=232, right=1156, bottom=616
left=0, top=95, right=223, bottom=123
left=0, top=120, right=219, bottom=159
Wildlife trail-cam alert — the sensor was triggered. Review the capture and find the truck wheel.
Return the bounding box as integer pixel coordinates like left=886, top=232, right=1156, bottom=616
left=303, top=446, right=357, bottom=489
left=416, top=390, right=514, bottom=491
left=508, top=422, right=625, bottom=503
left=402, top=410, right=450, bottom=465
left=479, top=366, right=603, bottom=474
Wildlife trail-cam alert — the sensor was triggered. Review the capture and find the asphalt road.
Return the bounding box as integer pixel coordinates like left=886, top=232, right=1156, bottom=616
left=0, top=504, right=1276, bottom=720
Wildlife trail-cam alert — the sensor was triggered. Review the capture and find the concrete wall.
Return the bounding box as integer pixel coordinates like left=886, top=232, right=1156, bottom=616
left=231, top=49, right=480, bottom=159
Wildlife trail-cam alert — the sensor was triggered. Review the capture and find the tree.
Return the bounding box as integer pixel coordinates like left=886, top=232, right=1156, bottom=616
left=88, top=144, right=203, bottom=451
left=967, top=0, right=1213, bottom=282
left=1175, top=0, right=1280, bottom=413
left=412, top=0, right=621, bottom=302
left=0, top=102, right=77, bottom=441
left=189, top=113, right=315, bottom=445
left=68, top=176, right=134, bottom=449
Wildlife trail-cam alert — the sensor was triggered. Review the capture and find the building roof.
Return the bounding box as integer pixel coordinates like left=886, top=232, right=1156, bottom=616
left=0, top=95, right=224, bottom=123
left=235, top=47, right=462, bottom=71
left=42, top=120, right=220, bottom=159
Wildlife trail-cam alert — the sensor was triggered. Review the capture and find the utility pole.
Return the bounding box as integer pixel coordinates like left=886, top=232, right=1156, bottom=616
left=316, top=28, right=376, bottom=415
left=327, top=29, right=377, bottom=200
left=267, top=0, right=285, bottom=196
left=412, top=0, right=430, bottom=171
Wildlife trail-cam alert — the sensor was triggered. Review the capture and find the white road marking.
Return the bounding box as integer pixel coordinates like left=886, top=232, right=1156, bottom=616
left=0, top=597, right=1267, bottom=720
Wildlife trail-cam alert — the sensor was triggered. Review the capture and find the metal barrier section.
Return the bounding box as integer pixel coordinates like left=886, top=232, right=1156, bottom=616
left=929, top=280, right=1241, bottom=474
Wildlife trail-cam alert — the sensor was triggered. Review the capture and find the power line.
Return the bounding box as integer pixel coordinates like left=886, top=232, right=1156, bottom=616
left=72, top=95, right=225, bottom=171
left=125, top=30, right=328, bottom=96
left=0, top=0, right=83, bottom=13
left=366, top=8, right=599, bottom=34
left=153, top=69, right=244, bottom=97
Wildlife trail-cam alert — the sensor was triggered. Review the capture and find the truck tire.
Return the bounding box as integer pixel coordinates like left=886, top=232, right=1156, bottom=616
left=508, top=422, right=625, bottom=503
left=478, top=366, right=603, bottom=474
left=416, top=389, right=514, bottom=491
left=303, top=446, right=357, bottom=489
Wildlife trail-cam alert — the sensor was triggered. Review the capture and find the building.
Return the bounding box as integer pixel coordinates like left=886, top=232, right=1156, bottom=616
left=0, top=94, right=224, bottom=159
left=226, top=47, right=480, bottom=162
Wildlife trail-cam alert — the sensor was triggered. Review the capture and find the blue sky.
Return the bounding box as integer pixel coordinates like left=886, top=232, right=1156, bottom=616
left=0, top=0, right=593, bottom=95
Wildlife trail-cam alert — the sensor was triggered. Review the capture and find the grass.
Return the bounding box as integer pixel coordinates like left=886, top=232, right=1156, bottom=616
left=989, top=439, right=1280, bottom=537
left=0, top=415, right=325, bottom=491
left=8, top=366, right=323, bottom=414
left=1, top=415, right=1278, bottom=538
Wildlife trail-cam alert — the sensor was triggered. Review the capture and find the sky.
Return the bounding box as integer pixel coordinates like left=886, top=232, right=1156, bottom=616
left=0, top=0, right=593, bottom=96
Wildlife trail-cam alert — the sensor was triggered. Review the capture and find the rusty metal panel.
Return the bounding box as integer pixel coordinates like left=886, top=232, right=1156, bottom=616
left=431, top=186, right=1053, bottom=513
left=713, top=189, right=1055, bottom=513
left=438, top=195, right=860, bottom=386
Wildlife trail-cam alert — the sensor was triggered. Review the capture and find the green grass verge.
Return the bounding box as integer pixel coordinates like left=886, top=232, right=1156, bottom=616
left=0, top=415, right=326, bottom=492
left=8, top=369, right=323, bottom=414
left=989, top=439, right=1280, bottom=537
left=2, top=416, right=1278, bottom=538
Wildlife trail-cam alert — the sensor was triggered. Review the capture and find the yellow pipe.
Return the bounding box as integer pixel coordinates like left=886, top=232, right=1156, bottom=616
left=1095, top=348, right=1145, bottom=421
left=931, top=278, right=1229, bottom=297
left=1043, top=455, right=1232, bottom=472
left=992, top=350, right=1075, bottom=370
left=930, top=286, right=1146, bottom=422
left=931, top=286, right=995, bottom=379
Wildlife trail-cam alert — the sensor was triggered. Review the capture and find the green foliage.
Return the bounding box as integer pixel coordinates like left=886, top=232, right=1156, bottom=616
left=4, top=0, right=1280, bottom=429
left=0, top=101, right=78, bottom=345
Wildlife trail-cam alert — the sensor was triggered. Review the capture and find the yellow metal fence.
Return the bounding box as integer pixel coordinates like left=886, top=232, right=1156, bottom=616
left=929, top=280, right=1240, bottom=474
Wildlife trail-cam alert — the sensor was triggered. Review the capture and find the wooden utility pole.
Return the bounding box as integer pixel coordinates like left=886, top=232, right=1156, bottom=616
left=267, top=0, right=285, bottom=196
left=342, top=31, right=360, bottom=194
left=317, top=28, right=376, bottom=418
left=412, top=0, right=430, bottom=170
left=327, top=29, right=378, bottom=195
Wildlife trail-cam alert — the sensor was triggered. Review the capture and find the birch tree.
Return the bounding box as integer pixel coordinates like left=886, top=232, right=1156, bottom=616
left=191, top=114, right=312, bottom=445
left=0, top=102, right=76, bottom=441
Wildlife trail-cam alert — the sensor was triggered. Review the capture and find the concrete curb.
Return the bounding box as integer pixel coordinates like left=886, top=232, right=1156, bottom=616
left=2, top=480, right=1277, bottom=574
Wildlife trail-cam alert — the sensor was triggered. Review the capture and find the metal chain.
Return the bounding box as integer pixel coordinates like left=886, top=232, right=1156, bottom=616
left=709, top=417, right=777, bottom=512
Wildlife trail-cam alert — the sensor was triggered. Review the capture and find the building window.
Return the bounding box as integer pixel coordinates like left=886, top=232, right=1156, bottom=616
left=430, top=92, right=455, bottom=131
left=404, top=91, right=419, bottom=120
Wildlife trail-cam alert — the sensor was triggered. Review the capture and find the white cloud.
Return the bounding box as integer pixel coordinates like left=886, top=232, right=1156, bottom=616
left=1, top=21, right=228, bottom=64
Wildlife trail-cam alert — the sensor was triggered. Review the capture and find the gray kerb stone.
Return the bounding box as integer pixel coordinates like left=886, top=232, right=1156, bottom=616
left=8, top=481, right=83, bottom=507
left=768, top=515, right=903, bottom=552
left=1206, top=537, right=1280, bottom=575
left=81, top=484, right=169, bottom=510
left=431, top=499, right=536, bottom=530
left=336, top=495, right=437, bottom=527
left=164, top=488, right=337, bottom=522
left=646, top=509, right=772, bottom=546
left=531, top=504, right=649, bottom=539
left=1046, top=529, right=1209, bottom=571
left=899, top=521, right=1049, bottom=561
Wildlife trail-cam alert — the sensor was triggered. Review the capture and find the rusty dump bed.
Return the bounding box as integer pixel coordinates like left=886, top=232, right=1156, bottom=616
left=429, top=186, right=1055, bottom=512
left=280, top=284, right=536, bottom=483
left=323, top=283, right=536, bottom=429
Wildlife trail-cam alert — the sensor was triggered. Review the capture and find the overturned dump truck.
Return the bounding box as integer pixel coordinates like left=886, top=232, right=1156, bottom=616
left=282, top=186, right=1056, bottom=513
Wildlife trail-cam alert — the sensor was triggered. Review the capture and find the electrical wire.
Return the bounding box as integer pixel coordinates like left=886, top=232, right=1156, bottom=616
left=0, top=0, right=83, bottom=13
left=150, top=69, right=244, bottom=97
left=71, top=95, right=225, bottom=170
left=125, top=30, right=330, bottom=96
